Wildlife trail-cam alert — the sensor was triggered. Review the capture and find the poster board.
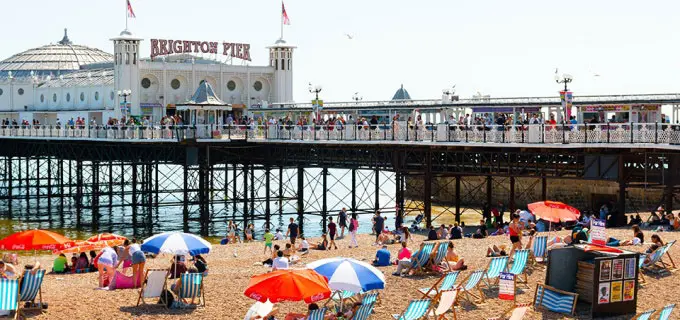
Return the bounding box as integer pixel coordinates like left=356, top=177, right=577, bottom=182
left=592, top=253, right=639, bottom=317
left=499, top=272, right=515, bottom=301
left=590, top=219, right=606, bottom=246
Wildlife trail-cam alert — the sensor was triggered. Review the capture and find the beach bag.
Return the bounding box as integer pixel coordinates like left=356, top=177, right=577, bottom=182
left=158, top=289, right=175, bottom=308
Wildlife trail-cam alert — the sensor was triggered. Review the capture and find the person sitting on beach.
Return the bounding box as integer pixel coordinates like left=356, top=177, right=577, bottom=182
left=547, top=235, right=572, bottom=250
left=372, top=245, right=391, bottom=267
left=377, top=231, right=391, bottom=246
left=272, top=251, right=289, bottom=271
left=486, top=244, right=508, bottom=257
left=171, top=266, right=199, bottom=295
left=629, top=214, right=642, bottom=226
left=646, top=234, right=665, bottom=254
left=284, top=303, right=325, bottom=320
left=297, top=236, right=310, bottom=253
left=0, top=260, right=17, bottom=279
left=312, top=234, right=329, bottom=250
left=619, top=225, right=645, bottom=246
left=193, top=254, right=208, bottom=275
left=393, top=243, right=425, bottom=276
left=490, top=223, right=505, bottom=236
left=438, top=225, right=448, bottom=240
left=274, top=229, right=285, bottom=241
left=667, top=213, right=680, bottom=230
left=427, top=226, right=438, bottom=241
left=263, top=244, right=281, bottom=266
left=169, top=255, right=187, bottom=279
left=74, top=252, right=89, bottom=272
left=472, top=219, right=488, bottom=239
left=450, top=223, right=463, bottom=240
left=442, top=241, right=467, bottom=271
left=397, top=226, right=414, bottom=244
left=89, top=250, right=97, bottom=271
left=397, top=241, right=412, bottom=262
left=52, top=253, right=68, bottom=274
left=329, top=302, right=362, bottom=320
left=70, top=255, right=78, bottom=271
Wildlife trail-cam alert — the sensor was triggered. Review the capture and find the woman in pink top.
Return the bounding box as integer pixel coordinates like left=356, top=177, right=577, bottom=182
left=397, top=242, right=412, bottom=261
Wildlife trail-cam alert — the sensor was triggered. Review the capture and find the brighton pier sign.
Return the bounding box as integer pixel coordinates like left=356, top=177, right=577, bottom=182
left=150, top=39, right=251, bottom=61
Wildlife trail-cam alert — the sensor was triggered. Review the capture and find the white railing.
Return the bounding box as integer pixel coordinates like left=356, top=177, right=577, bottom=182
left=1, top=123, right=680, bottom=145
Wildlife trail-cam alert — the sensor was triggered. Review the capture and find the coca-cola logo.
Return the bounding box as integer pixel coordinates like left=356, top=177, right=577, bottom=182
left=310, top=293, right=326, bottom=302
left=41, top=244, right=57, bottom=250
left=12, top=244, right=26, bottom=250
left=249, top=293, right=262, bottom=301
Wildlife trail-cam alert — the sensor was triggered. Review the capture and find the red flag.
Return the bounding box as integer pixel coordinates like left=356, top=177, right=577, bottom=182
left=127, top=0, right=136, bottom=18
left=282, top=2, right=290, bottom=25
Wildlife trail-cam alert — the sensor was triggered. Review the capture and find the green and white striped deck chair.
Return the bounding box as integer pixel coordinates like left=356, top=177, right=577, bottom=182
left=352, top=302, right=375, bottom=320
left=530, top=236, right=548, bottom=265
left=533, top=283, right=578, bottom=316
left=507, top=250, right=530, bottom=284
left=17, top=269, right=46, bottom=317
left=483, top=256, right=509, bottom=288
left=418, top=271, right=459, bottom=297
left=456, top=269, right=486, bottom=304
left=634, top=309, right=655, bottom=320
left=360, top=291, right=380, bottom=306
left=410, top=243, right=436, bottom=274
left=658, top=304, right=675, bottom=320
left=307, top=307, right=328, bottom=320
left=391, top=299, right=432, bottom=320
left=426, top=242, right=449, bottom=270
left=0, top=279, right=19, bottom=318
left=177, top=273, right=205, bottom=307
left=327, top=290, right=359, bottom=312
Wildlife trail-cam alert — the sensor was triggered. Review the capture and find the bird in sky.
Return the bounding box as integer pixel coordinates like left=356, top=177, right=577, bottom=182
left=345, top=33, right=354, bottom=40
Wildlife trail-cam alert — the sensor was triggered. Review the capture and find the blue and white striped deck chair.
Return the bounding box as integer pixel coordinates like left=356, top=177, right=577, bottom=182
left=17, top=269, right=46, bottom=317
left=642, top=245, right=668, bottom=275
left=307, top=307, right=327, bottom=320
left=483, top=256, right=508, bottom=289
left=507, top=250, right=530, bottom=284
left=634, top=309, right=655, bottom=320
left=660, top=240, right=677, bottom=271
left=530, top=235, right=548, bottom=265
left=410, top=242, right=435, bottom=274
left=391, top=299, right=432, bottom=320
left=658, top=304, right=676, bottom=320
left=533, top=283, right=578, bottom=316
left=361, top=291, right=380, bottom=306
left=639, top=254, right=647, bottom=283
left=178, top=273, right=205, bottom=307
left=456, top=269, right=486, bottom=304
left=426, top=242, right=449, bottom=270
left=0, top=279, right=19, bottom=318
left=418, top=271, right=459, bottom=297
left=352, top=302, right=375, bottom=320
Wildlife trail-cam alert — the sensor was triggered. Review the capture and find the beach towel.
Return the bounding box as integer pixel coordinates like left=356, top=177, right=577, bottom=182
left=109, top=270, right=143, bottom=289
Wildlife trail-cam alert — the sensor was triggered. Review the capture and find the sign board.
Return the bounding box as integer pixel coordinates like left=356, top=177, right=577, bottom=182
left=499, top=272, right=515, bottom=301
left=592, top=254, right=639, bottom=318
left=590, top=219, right=607, bottom=246
left=150, top=39, right=251, bottom=61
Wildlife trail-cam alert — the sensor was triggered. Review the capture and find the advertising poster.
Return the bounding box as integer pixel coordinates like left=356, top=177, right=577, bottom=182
left=590, top=219, right=607, bottom=246
left=598, top=282, right=611, bottom=304
left=624, top=258, right=636, bottom=279
left=498, top=272, right=515, bottom=301
left=612, top=259, right=624, bottom=280
left=610, top=281, right=622, bottom=302
left=623, top=280, right=635, bottom=301
left=599, top=260, right=612, bottom=282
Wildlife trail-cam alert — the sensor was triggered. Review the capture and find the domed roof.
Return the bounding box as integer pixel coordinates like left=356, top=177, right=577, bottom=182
left=0, top=29, right=113, bottom=78
left=392, top=84, right=411, bottom=101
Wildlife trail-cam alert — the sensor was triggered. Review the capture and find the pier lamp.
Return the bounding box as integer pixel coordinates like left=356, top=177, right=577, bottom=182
left=308, top=83, right=322, bottom=121
left=555, top=73, right=573, bottom=122
left=352, top=92, right=363, bottom=104
left=118, top=89, right=132, bottom=118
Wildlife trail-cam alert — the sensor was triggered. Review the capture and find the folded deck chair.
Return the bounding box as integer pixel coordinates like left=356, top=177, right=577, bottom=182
left=17, top=269, right=46, bottom=318
left=0, top=279, right=19, bottom=319
left=533, top=283, right=578, bottom=316
left=391, top=299, right=432, bottom=320
left=507, top=250, right=530, bottom=284
left=530, top=235, right=548, bottom=266
left=428, top=289, right=458, bottom=320
left=658, top=304, right=676, bottom=320
left=486, top=303, right=531, bottom=320
left=137, top=269, right=169, bottom=306
left=352, top=302, right=375, bottom=320
left=410, top=243, right=436, bottom=274
left=634, top=309, right=655, bottom=320
left=483, top=256, right=509, bottom=289
left=177, top=273, right=205, bottom=307
left=307, top=307, right=328, bottom=320
left=456, top=269, right=486, bottom=305
left=419, top=271, right=459, bottom=298
left=425, top=242, right=449, bottom=271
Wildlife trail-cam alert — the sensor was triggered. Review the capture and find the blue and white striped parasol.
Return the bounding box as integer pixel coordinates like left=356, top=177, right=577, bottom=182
left=307, top=257, right=385, bottom=293
left=141, top=232, right=212, bottom=256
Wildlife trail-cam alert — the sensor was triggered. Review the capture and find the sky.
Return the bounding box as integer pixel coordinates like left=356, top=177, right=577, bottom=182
left=2, top=0, right=680, bottom=103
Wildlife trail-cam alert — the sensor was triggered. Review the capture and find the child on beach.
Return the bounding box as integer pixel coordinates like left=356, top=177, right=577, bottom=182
left=328, top=217, right=338, bottom=250
left=263, top=229, right=274, bottom=255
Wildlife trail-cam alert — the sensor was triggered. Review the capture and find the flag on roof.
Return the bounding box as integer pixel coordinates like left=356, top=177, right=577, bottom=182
left=127, top=0, right=136, bottom=18
left=282, top=2, right=290, bottom=25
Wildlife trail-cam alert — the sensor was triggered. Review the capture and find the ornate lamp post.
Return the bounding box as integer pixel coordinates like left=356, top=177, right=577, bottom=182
left=117, top=89, right=131, bottom=119
left=308, top=83, right=322, bottom=121
left=555, top=73, right=573, bottom=122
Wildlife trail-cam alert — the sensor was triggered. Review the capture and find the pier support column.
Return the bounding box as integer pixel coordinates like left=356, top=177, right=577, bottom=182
left=322, top=167, right=328, bottom=233
left=486, top=175, right=492, bottom=210
left=395, top=171, right=404, bottom=229
left=297, top=166, right=305, bottom=235
left=232, top=163, right=237, bottom=216
left=183, top=161, right=189, bottom=232
left=75, top=160, right=83, bottom=227
left=58, top=159, right=64, bottom=211
left=664, top=154, right=677, bottom=215
left=199, top=147, right=210, bottom=235
left=278, top=166, right=284, bottom=218
left=7, top=157, right=12, bottom=217
left=455, top=175, right=461, bottom=223
left=243, top=163, right=249, bottom=226
left=509, top=176, right=516, bottom=213
left=541, top=177, right=547, bottom=201
left=25, top=157, right=29, bottom=209
left=250, top=164, right=255, bottom=225
left=616, top=155, right=627, bottom=227
left=424, top=153, right=432, bottom=228
left=47, top=156, right=52, bottom=214
left=265, top=166, right=271, bottom=229
left=132, top=163, right=138, bottom=225
left=108, top=163, right=113, bottom=207
left=92, top=161, right=100, bottom=229
left=351, top=168, right=357, bottom=214
left=374, top=168, right=380, bottom=213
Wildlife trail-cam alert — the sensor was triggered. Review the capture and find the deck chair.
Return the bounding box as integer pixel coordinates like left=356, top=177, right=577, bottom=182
left=391, top=299, right=432, bottom=320
left=661, top=240, right=676, bottom=271
left=483, top=256, right=508, bottom=289
left=244, top=300, right=275, bottom=320
left=360, top=291, right=380, bottom=306
left=418, top=271, right=460, bottom=298
left=455, top=270, right=485, bottom=305
left=507, top=250, right=530, bottom=284
left=486, top=303, right=530, bottom=320
left=529, top=236, right=548, bottom=266
left=136, top=269, right=169, bottom=306
left=428, top=289, right=458, bottom=320
left=16, top=269, right=46, bottom=318
left=327, top=290, right=359, bottom=311
left=658, top=304, right=675, bottom=320
left=307, top=307, right=328, bottom=320
left=533, top=283, right=578, bottom=316
left=639, top=254, right=647, bottom=283
left=352, top=302, right=375, bottom=320
left=409, top=242, right=436, bottom=274
left=642, top=244, right=671, bottom=275
left=425, top=242, right=450, bottom=271
left=634, top=309, right=655, bottom=320
left=0, top=279, right=19, bottom=319
left=177, top=273, right=205, bottom=307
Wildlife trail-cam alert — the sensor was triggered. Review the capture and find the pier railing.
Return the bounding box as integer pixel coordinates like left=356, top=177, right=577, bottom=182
left=1, top=122, right=680, bottom=145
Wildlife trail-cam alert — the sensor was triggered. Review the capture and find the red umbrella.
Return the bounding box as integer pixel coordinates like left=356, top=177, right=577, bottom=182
left=244, top=269, right=331, bottom=303
left=86, top=233, right=127, bottom=245
left=528, top=201, right=580, bottom=223
left=0, top=229, right=74, bottom=251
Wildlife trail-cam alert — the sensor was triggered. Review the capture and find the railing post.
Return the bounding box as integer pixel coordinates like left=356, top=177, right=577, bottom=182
left=383, top=124, right=386, bottom=140
left=354, top=124, right=357, bottom=141
left=415, top=123, right=419, bottom=141
left=562, top=121, right=567, bottom=144
left=607, top=121, right=611, bottom=143
left=584, top=124, right=588, bottom=143
left=483, top=123, right=486, bottom=143
left=541, top=124, right=545, bottom=143
left=630, top=122, right=634, bottom=144
left=447, top=123, right=451, bottom=142
left=228, top=124, right=231, bottom=140
left=431, top=124, right=435, bottom=142
left=392, top=123, right=395, bottom=141
left=211, top=124, right=214, bottom=139
left=406, top=124, right=409, bottom=141
left=265, top=122, right=268, bottom=139
left=314, top=124, right=317, bottom=141
left=369, top=126, right=372, bottom=141
left=245, top=125, right=249, bottom=141
left=502, top=124, right=506, bottom=143
left=655, top=122, right=659, bottom=144
left=465, top=124, right=469, bottom=143
left=327, top=124, right=330, bottom=140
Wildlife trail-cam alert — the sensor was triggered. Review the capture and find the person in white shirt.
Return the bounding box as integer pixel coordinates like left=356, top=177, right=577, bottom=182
left=272, top=251, right=289, bottom=270
left=274, top=229, right=284, bottom=241
left=297, top=236, right=310, bottom=253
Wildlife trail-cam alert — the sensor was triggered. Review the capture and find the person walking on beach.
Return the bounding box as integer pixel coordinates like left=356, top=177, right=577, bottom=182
left=373, top=211, right=385, bottom=245
left=338, top=208, right=348, bottom=238
left=286, top=217, right=299, bottom=245
left=328, top=217, right=338, bottom=250
left=508, top=213, right=523, bottom=261
left=263, top=229, right=274, bottom=255
left=349, top=213, right=359, bottom=248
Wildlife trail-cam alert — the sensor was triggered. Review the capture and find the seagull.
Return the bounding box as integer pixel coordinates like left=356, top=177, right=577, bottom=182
left=593, top=73, right=601, bottom=77
left=555, top=68, right=559, bottom=74
left=345, top=33, right=354, bottom=40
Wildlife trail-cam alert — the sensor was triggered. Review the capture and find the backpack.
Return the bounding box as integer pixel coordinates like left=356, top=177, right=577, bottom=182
left=349, top=219, right=355, bottom=232
left=158, top=289, right=175, bottom=308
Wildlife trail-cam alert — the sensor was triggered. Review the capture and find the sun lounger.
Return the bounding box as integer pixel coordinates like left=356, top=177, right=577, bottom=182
left=391, top=299, right=432, bottom=320
left=483, top=256, right=508, bottom=288
left=137, top=269, right=169, bottom=306
left=658, top=304, right=675, bottom=320
left=0, top=279, right=19, bottom=319
left=530, top=235, right=548, bottom=265
left=428, top=289, right=458, bottom=320
left=16, top=269, right=46, bottom=318
left=418, top=271, right=460, bottom=298
left=507, top=250, right=530, bottom=284
left=456, top=269, right=485, bottom=305
left=352, top=302, right=375, bottom=320
left=634, top=309, right=655, bottom=320
left=307, top=307, right=328, bottom=320
left=177, top=273, right=205, bottom=307
left=410, top=243, right=436, bottom=274
left=533, top=283, right=578, bottom=316
left=486, top=303, right=530, bottom=320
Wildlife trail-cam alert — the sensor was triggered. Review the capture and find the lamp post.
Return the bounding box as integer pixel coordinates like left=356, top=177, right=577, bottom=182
left=117, top=89, right=131, bottom=119
left=8, top=71, right=13, bottom=112
left=308, top=83, right=322, bottom=122
left=555, top=73, right=573, bottom=122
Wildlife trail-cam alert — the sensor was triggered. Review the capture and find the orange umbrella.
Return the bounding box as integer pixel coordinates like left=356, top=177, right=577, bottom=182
left=54, top=241, right=110, bottom=254
left=0, top=229, right=74, bottom=251
left=86, top=233, right=127, bottom=245
left=527, top=201, right=580, bottom=223
left=244, top=269, right=331, bottom=303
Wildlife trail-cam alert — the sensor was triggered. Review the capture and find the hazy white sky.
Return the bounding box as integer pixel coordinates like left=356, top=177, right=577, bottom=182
left=3, top=0, right=679, bottom=103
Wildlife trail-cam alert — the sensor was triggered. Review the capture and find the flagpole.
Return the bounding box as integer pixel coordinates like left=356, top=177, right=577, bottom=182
left=125, top=0, right=128, bottom=31
left=280, top=1, right=284, bottom=40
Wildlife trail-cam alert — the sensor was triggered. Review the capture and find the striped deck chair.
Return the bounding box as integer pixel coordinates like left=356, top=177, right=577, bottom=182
left=327, top=290, right=359, bottom=312
left=639, top=254, right=647, bottom=283
left=483, top=256, right=508, bottom=289
left=360, top=291, right=380, bottom=306
left=530, top=236, right=548, bottom=266
left=352, top=302, right=375, bottom=320
left=307, top=307, right=328, bottom=320
left=486, top=303, right=531, bottom=320
left=658, top=304, right=675, bottom=320
left=410, top=243, right=436, bottom=274
left=428, top=289, right=458, bottom=320
left=391, top=299, right=432, bottom=320
left=177, top=273, right=205, bottom=307
left=642, top=245, right=670, bottom=275
left=0, top=279, right=19, bottom=319
left=507, top=250, right=530, bottom=284
left=136, top=269, right=169, bottom=306
left=533, top=283, right=578, bottom=316
left=634, top=309, right=655, bottom=320
left=418, top=271, right=459, bottom=297
left=661, top=240, right=676, bottom=271
left=425, top=242, right=449, bottom=271
left=456, top=270, right=486, bottom=305
left=16, top=269, right=46, bottom=317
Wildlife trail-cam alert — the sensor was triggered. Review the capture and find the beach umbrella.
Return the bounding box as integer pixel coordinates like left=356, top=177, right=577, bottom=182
left=307, top=257, right=385, bottom=293
left=86, top=233, right=127, bottom=245
left=54, top=240, right=109, bottom=254
left=527, top=201, right=580, bottom=223
left=0, top=229, right=73, bottom=251
left=140, top=232, right=211, bottom=256
left=244, top=269, right=331, bottom=303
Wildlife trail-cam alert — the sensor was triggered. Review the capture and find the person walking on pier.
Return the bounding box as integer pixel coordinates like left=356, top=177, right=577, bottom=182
left=328, top=217, right=338, bottom=250
left=286, top=217, right=299, bottom=245
left=339, top=208, right=348, bottom=238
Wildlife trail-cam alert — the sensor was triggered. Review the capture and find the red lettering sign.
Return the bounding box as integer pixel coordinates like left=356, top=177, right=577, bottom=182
left=150, top=39, right=159, bottom=58
left=150, top=39, right=253, bottom=61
